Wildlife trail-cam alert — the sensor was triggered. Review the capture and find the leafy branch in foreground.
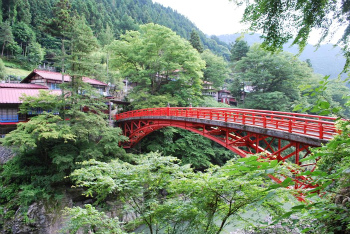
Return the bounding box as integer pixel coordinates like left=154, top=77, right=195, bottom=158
left=272, top=79, right=350, bottom=233
left=67, top=153, right=290, bottom=234
left=62, top=204, right=126, bottom=234
left=231, top=0, right=350, bottom=72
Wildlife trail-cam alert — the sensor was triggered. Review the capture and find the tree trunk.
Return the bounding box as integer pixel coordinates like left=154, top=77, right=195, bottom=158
left=1, top=42, right=5, bottom=57
left=61, top=39, right=66, bottom=119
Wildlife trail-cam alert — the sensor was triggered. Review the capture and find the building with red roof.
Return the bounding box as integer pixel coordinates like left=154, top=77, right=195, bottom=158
left=0, top=69, right=110, bottom=137
left=22, top=69, right=108, bottom=93
left=0, top=83, right=49, bottom=89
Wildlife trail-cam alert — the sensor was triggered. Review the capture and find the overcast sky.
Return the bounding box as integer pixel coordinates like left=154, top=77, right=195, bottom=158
left=152, top=0, right=343, bottom=45
left=152, top=0, right=248, bottom=36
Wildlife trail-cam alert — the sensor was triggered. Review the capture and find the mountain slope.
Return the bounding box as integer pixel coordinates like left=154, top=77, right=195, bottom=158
left=218, top=33, right=346, bottom=79
left=1, top=0, right=230, bottom=60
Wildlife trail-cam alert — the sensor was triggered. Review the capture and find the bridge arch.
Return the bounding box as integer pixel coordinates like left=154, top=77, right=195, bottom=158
left=116, top=107, right=337, bottom=191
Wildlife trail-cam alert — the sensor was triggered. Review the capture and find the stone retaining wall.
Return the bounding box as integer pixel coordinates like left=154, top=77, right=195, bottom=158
left=0, top=145, right=14, bottom=164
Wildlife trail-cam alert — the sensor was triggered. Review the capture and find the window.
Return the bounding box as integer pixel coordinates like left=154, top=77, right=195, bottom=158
left=49, top=83, right=60, bottom=90
left=0, top=108, right=19, bottom=122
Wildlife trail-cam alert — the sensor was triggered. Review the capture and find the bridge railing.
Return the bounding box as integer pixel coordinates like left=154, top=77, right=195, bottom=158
left=115, top=107, right=338, bottom=140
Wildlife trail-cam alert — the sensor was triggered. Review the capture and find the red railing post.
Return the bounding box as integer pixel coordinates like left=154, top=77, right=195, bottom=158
left=225, top=112, right=227, bottom=122
left=288, top=120, right=292, bottom=133
left=319, top=124, right=324, bottom=139
left=263, top=116, right=266, bottom=128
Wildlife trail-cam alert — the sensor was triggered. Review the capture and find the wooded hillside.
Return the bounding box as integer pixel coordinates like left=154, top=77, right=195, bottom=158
left=0, top=0, right=230, bottom=70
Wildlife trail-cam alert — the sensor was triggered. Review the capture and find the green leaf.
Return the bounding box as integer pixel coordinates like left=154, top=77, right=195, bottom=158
left=319, top=101, right=330, bottom=109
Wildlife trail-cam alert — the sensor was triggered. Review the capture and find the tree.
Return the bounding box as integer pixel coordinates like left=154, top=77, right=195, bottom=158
left=233, top=0, right=350, bottom=71
left=0, top=57, right=6, bottom=80
left=27, top=42, right=45, bottom=66
left=109, top=23, right=206, bottom=109
left=12, top=22, right=36, bottom=57
left=68, top=153, right=288, bottom=234
left=117, top=14, right=138, bottom=36
left=201, top=49, right=229, bottom=89
left=140, top=127, right=236, bottom=170
left=0, top=21, right=15, bottom=57
left=230, top=40, right=249, bottom=61
left=69, top=153, right=194, bottom=234
left=0, top=87, right=128, bottom=222
left=189, top=29, right=204, bottom=53
left=62, top=205, right=125, bottom=234
left=230, top=44, right=313, bottom=111
left=66, top=16, right=99, bottom=92
left=98, top=24, right=115, bottom=47
left=45, top=0, right=74, bottom=84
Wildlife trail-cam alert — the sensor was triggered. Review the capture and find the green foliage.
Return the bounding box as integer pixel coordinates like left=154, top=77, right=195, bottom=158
left=70, top=152, right=191, bottom=233
left=12, top=22, right=36, bottom=57
left=0, top=0, right=231, bottom=70
left=0, top=57, right=6, bottom=79
left=0, top=21, right=16, bottom=57
left=62, top=204, right=125, bottom=234
left=69, top=152, right=288, bottom=233
left=243, top=91, right=291, bottom=111
left=189, top=29, right=204, bottom=53
left=109, top=23, right=205, bottom=108
left=272, top=119, right=350, bottom=233
left=199, top=96, right=231, bottom=108
left=201, top=49, right=229, bottom=89
left=98, top=24, right=115, bottom=47
left=26, top=42, right=45, bottom=66
left=0, top=89, right=128, bottom=220
left=231, top=44, right=314, bottom=111
left=45, top=0, right=74, bottom=39
left=293, top=75, right=349, bottom=117
left=271, top=80, right=350, bottom=233
left=140, top=128, right=236, bottom=170
left=235, top=0, right=350, bottom=71
left=230, top=40, right=249, bottom=61
left=66, top=16, right=99, bottom=83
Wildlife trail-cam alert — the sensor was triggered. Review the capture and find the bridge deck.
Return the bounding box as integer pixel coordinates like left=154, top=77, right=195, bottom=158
left=115, top=107, right=337, bottom=146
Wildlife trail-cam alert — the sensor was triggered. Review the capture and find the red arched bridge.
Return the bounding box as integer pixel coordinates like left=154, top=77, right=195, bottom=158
left=115, top=107, right=337, bottom=192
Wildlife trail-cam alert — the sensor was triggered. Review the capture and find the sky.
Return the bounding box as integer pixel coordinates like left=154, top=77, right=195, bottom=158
left=152, top=0, right=341, bottom=45
left=152, top=0, right=248, bottom=36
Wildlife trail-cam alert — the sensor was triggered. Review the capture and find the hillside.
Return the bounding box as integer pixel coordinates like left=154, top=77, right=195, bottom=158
left=0, top=0, right=230, bottom=67
left=218, top=33, right=346, bottom=79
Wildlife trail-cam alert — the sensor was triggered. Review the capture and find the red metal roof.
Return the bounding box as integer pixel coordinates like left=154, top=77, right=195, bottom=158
left=21, top=70, right=107, bottom=86
left=82, top=77, right=108, bottom=86
left=0, top=89, right=61, bottom=104
left=33, top=69, right=71, bottom=82
left=0, top=83, right=48, bottom=89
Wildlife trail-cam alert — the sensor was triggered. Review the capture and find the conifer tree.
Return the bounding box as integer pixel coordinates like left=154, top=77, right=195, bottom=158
left=230, top=40, right=249, bottom=61
left=98, top=24, right=115, bottom=47
left=0, top=21, right=15, bottom=57
left=67, top=16, right=99, bottom=93
left=189, top=29, right=204, bottom=53
left=45, top=0, right=74, bottom=81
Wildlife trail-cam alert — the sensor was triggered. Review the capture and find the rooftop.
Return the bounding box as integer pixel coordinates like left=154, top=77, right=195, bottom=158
left=21, top=69, right=108, bottom=86
left=0, top=83, right=48, bottom=89
left=0, top=89, right=61, bottom=104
